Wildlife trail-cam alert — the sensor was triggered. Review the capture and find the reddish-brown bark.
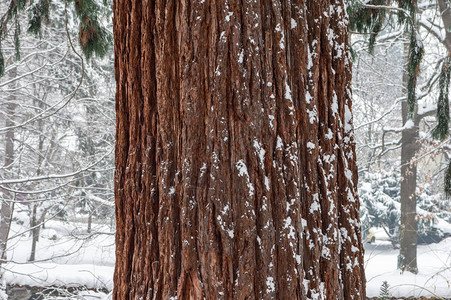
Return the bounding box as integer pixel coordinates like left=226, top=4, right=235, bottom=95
left=113, top=1, right=366, bottom=299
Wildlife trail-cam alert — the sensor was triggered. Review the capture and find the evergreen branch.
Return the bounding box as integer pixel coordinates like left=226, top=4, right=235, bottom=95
left=438, top=0, right=451, bottom=53
left=0, top=0, right=110, bottom=78
left=418, top=58, right=444, bottom=101
left=407, top=30, right=424, bottom=119
left=431, top=58, right=451, bottom=141
left=445, top=160, right=451, bottom=198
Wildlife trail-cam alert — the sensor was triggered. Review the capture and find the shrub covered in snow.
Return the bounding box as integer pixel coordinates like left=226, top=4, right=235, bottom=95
left=359, top=168, right=451, bottom=246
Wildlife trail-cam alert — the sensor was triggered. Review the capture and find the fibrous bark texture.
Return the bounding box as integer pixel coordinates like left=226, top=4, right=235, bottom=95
left=113, top=1, right=366, bottom=299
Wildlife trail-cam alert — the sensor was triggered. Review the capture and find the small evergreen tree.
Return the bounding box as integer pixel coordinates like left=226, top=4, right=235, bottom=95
left=360, top=169, right=401, bottom=246
left=359, top=167, right=450, bottom=246
left=378, top=281, right=391, bottom=300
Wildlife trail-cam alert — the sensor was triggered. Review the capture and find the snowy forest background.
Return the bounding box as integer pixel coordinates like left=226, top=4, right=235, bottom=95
left=0, top=0, right=450, bottom=299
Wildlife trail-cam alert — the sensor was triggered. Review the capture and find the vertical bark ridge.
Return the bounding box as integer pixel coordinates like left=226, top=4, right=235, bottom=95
left=300, top=0, right=326, bottom=297
left=113, top=0, right=366, bottom=299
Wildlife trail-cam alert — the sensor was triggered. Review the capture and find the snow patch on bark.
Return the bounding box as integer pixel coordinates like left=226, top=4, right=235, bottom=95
left=266, top=276, right=275, bottom=293
left=276, top=136, right=283, bottom=150
left=264, top=176, right=270, bottom=191
left=253, top=140, right=266, bottom=169
left=331, top=92, right=338, bottom=115
left=307, top=142, right=316, bottom=150
left=275, top=23, right=285, bottom=50
left=236, top=160, right=254, bottom=197
left=307, top=106, right=318, bottom=124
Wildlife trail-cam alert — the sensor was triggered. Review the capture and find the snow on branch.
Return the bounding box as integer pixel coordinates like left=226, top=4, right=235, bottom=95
left=0, top=147, right=112, bottom=185
left=383, top=119, right=415, bottom=133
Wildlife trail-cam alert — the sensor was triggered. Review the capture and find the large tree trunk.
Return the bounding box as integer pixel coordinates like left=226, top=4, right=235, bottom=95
left=113, top=1, right=366, bottom=299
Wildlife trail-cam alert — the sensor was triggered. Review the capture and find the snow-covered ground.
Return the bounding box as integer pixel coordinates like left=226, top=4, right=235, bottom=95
left=365, top=229, right=451, bottom=298
left=3, top=211, right=115, bottom=299
left=3, top=215, right=451, bottom=299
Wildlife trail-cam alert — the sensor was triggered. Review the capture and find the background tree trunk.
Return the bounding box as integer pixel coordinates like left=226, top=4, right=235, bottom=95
left=398, top=39, right=420, bottom=274
left=397, top=1, right=451, bottom=272
left=0, top=66, right=17, bottom=264
left=29, top=98, right=45, bottom=262
left=113, top=1, right=366, bottom=299
left=399, top=100, right=419, bottom=274
left=29, top=204, right=39, bottom=262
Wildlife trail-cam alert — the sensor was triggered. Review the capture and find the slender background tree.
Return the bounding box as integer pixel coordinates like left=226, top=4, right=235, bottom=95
left=349, top=0, right=451, bottom=274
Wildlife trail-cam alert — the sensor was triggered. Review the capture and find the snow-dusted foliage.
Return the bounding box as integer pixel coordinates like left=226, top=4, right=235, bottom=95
left=359, top=169, right=401, bottom=243
left=359, top=168, right=451, bottom=245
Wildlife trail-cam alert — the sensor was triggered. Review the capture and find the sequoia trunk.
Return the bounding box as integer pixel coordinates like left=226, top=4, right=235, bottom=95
left=113, top=1, right=366, bottom=299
